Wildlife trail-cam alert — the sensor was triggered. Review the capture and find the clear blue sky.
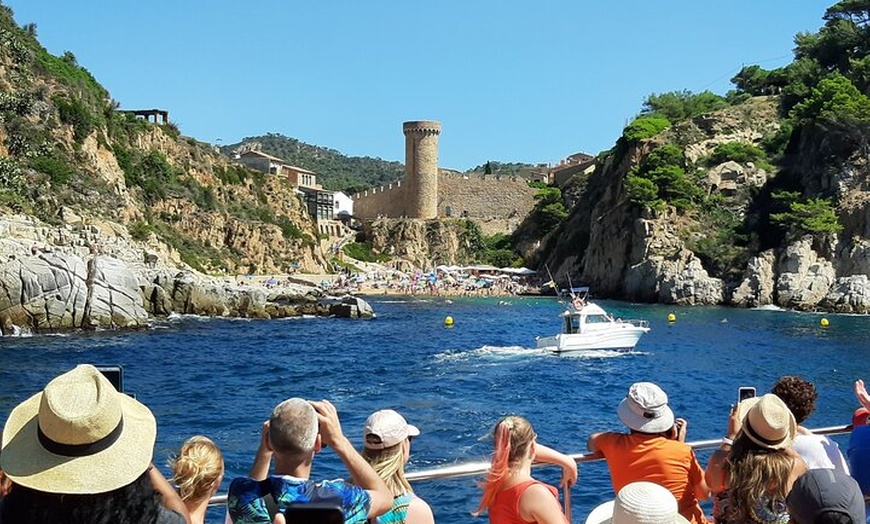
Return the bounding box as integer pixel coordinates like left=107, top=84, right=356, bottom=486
left=8, top=1, right=833, bottom=171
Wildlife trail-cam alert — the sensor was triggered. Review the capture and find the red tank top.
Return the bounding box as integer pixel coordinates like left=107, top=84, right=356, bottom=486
left=488, top=479, right=561, bottom=524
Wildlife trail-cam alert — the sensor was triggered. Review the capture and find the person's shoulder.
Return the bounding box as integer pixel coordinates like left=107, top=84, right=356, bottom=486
left=407, top=495, right=435, bottom=524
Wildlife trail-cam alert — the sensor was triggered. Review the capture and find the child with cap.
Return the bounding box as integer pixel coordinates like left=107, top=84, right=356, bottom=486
left=787, top=469, right=866, bottom=524
left=362, top=409, right=434, bottom=524
left=0, top=363, right=189, bottom=523
left=587, top=382, right=709, bottom=524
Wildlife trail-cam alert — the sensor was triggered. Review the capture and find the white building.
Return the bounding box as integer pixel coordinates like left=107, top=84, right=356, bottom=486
left=333, top=191, right=354, bottom=220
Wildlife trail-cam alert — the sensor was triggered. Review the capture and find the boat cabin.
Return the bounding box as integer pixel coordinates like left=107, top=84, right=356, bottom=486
left=562, top=303, right=613, bottom=334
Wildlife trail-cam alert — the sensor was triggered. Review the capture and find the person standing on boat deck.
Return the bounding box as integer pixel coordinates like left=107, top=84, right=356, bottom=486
left=170, top=435, right=224, bottom=524
left=474, top=415, right=577, bottom=524
left=771, top=375, right=849, bottom=473
left=0, top=364, right=190, bottom=524
left=586, top=382, right=709, bottom=524
left=361, top=409, right=435, bottom=524
left=226, top=398, right=392, bottom=524
left=705, top=394, right=806, bottom=524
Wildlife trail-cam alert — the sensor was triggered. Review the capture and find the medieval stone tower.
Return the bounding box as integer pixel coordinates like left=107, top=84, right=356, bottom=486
left=403, top=120, right=441, bottom=219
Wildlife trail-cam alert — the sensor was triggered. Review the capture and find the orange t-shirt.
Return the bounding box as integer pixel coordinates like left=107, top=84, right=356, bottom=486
left=488, top=479, right=562, bottom=524
left=594, top=432, right=708, bottom=524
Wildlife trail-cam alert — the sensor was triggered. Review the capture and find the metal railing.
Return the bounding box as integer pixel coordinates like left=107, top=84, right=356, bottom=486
left=209, top=424, right=853, bottom=519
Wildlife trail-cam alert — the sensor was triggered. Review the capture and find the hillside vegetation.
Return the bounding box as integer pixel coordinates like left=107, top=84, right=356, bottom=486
left=523, top=0, right=870, bottom=312
left=0, top=4, right=325, bottom=275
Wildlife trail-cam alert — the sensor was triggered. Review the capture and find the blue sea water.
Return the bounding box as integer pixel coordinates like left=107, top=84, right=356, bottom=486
left=1, top=296, right=869, bottom=523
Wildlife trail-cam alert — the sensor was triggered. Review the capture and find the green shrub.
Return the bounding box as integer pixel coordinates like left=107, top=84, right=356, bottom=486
left=625, top=145, right=702, bottom=212
left=528, top=180, right=548, bottom=189
left=760, top=123, right=794, bottom=157
left=30, top=153, right=74, bottom=186
left=771, top=196, right=843, bottom=235
left=54, top=95, right=98, bottom=143
left=128, top=221, right=153, bottom=241
left=343, top=241, right=389, bottom=263
left=622, top=116, right=671, bottom=143
left=626, top=174, right=661, bottom=207
left=710, top=142, right=767, bottom=165
left=642, top=90, right=729, bottom=122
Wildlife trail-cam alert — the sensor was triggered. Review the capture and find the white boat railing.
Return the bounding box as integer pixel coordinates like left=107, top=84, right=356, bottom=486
left=208, top=424, right=854, bottom=520
left=621, top=319, right=649, bottom=328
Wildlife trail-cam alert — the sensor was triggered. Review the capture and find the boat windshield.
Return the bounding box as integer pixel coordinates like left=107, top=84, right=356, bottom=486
left=584, top=314, right=611, bottom=324
left=564, top=315, right=581, bottom=334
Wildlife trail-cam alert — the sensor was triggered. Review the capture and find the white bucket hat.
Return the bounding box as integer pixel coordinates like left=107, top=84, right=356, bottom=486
left=617, top=382, right=675, bottom=434
left=1, top=364, right=156, bottom=494
left=586, top=481, right=690, bottom=524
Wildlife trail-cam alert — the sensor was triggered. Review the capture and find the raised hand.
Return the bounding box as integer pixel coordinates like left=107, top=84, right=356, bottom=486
left=310, top=399, right=345, bottom=448
left=855, top=379, right=870, bottom=411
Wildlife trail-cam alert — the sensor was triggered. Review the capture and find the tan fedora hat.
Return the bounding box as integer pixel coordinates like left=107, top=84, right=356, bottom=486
left=0, top=364, right=156, bottom=494
left=739, top=394, right=796, bottom=450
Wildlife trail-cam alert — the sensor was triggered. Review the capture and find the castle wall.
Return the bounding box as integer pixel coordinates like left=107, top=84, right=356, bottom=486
left=438, top=172, right=537, bottom=225
left=352, top=182, right=406, bottom=219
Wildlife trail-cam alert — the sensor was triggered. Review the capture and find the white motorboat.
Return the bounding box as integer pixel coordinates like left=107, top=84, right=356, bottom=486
left=535, top=293, right=650, bottom=353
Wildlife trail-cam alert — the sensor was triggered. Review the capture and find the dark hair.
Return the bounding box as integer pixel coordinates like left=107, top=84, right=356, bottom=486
left=0, top=470, right=162, bottom=524
left=771, top=376, right=817, bottom=424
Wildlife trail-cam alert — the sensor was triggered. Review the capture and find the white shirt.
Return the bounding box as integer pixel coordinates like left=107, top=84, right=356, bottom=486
left=793, top=432, right=850, bottom=475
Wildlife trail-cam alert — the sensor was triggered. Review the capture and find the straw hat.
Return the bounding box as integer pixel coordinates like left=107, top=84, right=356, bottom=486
left=0, top=364, right=157, bottom=494
left=617, top=382, right=675, bottom=434
left=585, top=482, right=690, bottom=524
left=738, top=394, right=796, bottom=450
left=363, top=409, right=420, bottom=449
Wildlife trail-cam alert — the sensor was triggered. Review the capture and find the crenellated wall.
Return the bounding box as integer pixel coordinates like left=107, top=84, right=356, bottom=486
left=353, top=181, right=405, bottom=219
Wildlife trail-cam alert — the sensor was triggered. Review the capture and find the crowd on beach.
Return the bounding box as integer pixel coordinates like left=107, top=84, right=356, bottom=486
left=3, top=367, right=870, bottom=524
left=323, top=267, right=533, bottom=297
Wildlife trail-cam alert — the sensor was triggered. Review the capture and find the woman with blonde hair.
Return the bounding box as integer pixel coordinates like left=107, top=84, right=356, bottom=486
left=705, top=394, right=807, bottom=524
left=474, top=415, right=577, bottom=524
left=362, top=409, right=434, bottom=524
left=170, top=435, right=225, bottom=524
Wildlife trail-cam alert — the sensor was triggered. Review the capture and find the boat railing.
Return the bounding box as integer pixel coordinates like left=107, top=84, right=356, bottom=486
left=620, top=318, right=649, bottom=328
left=208, top=424, right=853, bottom=519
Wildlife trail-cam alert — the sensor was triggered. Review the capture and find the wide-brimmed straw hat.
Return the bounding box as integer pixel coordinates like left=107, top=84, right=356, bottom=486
left=617, top=382, right=675, bottom=434
left=738, top=393, right=796, bottom=450
left=0, top=364, right=157, bottom=494
left=585, top=481, right=690, bottom=524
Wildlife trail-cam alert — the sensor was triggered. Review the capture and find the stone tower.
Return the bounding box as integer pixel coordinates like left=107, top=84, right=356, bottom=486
left=403, top=120, right=441, bottom=219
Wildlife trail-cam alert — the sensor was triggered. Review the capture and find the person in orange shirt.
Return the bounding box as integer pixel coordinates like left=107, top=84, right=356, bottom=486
left=587, top=382, right=710, bottom=524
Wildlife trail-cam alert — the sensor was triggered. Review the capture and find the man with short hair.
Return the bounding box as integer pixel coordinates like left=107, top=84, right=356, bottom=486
left=227, top=398, right=392, bottom=524
left=771, top=375, right=849, bottom=473
left=587, top=382, right=709, bottom=524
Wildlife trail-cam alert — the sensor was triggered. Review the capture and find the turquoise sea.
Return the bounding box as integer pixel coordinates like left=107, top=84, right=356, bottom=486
left=1, top=296, right=869, bottom=523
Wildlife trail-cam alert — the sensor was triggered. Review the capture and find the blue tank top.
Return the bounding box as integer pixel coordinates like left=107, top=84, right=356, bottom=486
left=377, top=493, right=412, bottom=524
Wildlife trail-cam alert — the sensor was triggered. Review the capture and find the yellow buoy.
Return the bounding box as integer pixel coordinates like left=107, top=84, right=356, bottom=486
left=820, top=317, right=829, bottom=328
left=667, top=313, right=676, bottom=323
left=444, top=316, right=454, bottom=327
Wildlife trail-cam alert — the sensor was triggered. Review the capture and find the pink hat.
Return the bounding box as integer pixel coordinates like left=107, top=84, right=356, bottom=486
left=363, top=410, right=420, bottom=450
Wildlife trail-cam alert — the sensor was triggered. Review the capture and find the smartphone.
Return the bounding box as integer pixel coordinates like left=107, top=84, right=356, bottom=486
left=95, top=365, right=124, bottom=392
left=738, top=386, right=756, bottom=404
left=282, top=504, right=343, bottom=524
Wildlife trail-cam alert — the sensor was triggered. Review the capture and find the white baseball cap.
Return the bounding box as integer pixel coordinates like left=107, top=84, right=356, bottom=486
left=363, top=409, right=420, bottom=449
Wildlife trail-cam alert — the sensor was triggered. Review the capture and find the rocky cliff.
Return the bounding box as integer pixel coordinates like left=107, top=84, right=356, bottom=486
left=0, top=6, right=376, bottom=332
left=542, top=97, right=870, bottom=313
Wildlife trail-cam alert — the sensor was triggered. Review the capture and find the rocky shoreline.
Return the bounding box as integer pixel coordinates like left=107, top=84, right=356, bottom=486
left=0, top=215, right=374, bottom=335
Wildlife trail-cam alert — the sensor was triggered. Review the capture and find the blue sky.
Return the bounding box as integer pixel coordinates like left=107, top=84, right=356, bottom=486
left=8, top=1, right=833, bottom=171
